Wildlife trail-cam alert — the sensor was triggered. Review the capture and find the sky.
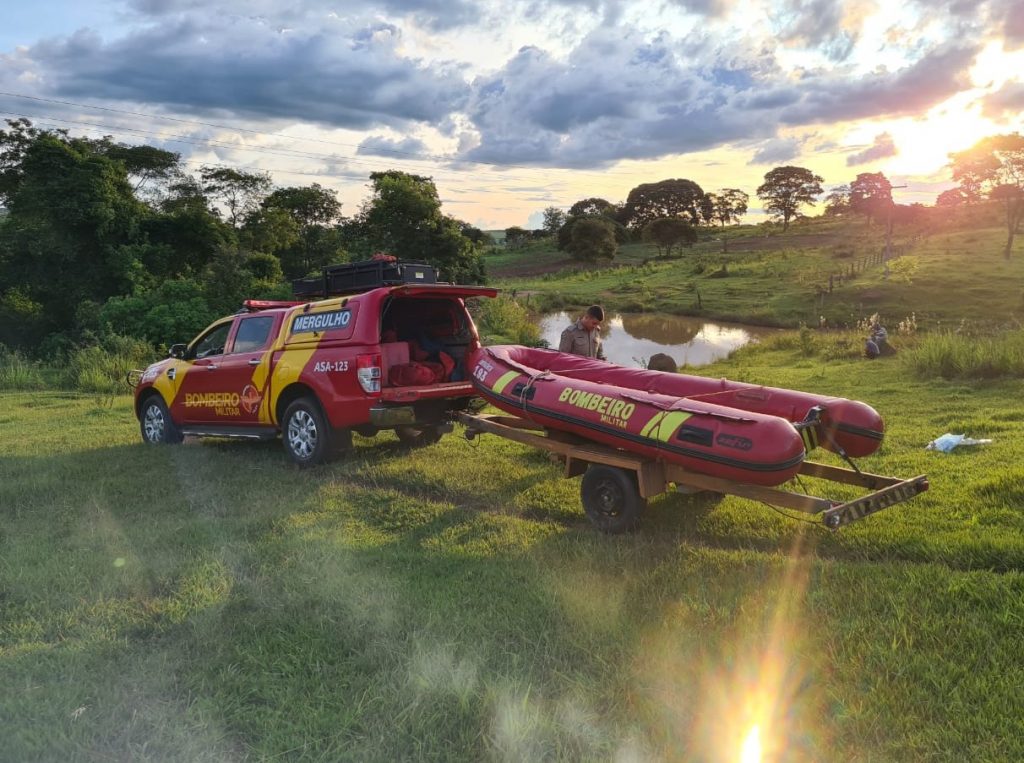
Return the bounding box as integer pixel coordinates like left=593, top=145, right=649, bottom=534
left=1, top=0, right=1023, bottom=229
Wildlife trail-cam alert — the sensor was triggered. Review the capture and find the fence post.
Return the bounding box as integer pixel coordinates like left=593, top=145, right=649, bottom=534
left=829, top=274, right=833, bottom=293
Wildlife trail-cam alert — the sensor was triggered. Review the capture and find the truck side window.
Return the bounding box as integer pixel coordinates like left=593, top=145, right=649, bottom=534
left=192, top=323, right=232, bottom=359
left=232, top=316, right=275, bottom=353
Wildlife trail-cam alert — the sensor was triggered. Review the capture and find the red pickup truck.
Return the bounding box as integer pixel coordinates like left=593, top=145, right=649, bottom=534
left=132, top=260, right=497, bottom=466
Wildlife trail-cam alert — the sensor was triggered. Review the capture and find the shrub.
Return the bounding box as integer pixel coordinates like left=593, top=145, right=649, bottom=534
left=566, top=218, right=618, bottom=262
left=0, top=346, right=48, bottom=390
left=64, top=335, right=158, bottom=393
left=905, top=331, right=1024, bottom=379
left=472, top=296, right=542, bottom=346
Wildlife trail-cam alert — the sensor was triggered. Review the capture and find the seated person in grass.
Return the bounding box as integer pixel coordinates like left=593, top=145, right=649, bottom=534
left=865, top=321, right=889, bottom=359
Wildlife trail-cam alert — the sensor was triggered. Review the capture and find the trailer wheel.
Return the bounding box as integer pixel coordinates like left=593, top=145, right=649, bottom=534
left=581, top=465, right=646, bottom=534
left=395, top=425, right=443, bottom=447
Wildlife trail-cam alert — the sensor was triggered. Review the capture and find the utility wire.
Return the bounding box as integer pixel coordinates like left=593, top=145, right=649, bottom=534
left=0, top=90, right=646, bottom=182
left=0, top=110, right=574, bottom=196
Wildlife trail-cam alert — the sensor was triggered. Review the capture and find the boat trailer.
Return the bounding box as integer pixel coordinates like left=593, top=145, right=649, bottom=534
left=458, top=412, right=929, bottom=534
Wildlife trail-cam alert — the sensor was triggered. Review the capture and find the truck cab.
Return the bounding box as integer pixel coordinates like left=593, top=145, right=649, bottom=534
left=132, top=259, right=497, bottom=466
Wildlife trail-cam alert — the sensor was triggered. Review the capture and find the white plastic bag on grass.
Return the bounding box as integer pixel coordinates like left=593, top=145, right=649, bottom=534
left=925, top=433, right=993, bottom=453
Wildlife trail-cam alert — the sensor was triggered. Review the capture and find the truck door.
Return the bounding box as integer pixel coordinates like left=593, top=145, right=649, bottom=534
left=172, top=319, right=235, bottom=425
left=217, top=313, right=280, bottom=426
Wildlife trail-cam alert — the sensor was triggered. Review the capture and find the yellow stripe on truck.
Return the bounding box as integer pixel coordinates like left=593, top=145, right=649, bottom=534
left=253, top=346, right=277, bottom=424
left=267, top=309, right=324, bottom=424
left=151, top=360, right=189, bottom=407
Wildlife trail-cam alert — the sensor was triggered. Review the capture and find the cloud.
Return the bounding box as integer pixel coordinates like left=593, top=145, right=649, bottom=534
left=776, top=44, right=979, bottom=125
left=16, top=19, right=469, bottom=130
left=998, top=0, right=1024, bottom=46
left=667, top=0, right=734, bottom=17
left=981, top=80, right=1024, bottom=119
left=126, top=0, right=479, bottom=32
left=357, top=134, right=430, bottom=158
left=459, top=28, right=779, bottom=167
left=749, top=137, right=801, bottom=164
left=846, top=132, right=897, bottom=165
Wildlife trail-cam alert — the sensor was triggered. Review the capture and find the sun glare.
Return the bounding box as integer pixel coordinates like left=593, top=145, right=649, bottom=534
left=740, top=724, right=762, bottom=763
left=882, top=103, right=994, bottom=176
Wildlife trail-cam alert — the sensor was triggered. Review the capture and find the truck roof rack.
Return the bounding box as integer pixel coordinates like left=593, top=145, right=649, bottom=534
left=293, top=259, right=438, bottom=299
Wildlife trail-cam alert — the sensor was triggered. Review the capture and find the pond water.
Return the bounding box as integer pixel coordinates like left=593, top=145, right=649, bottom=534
left=539, top=311, right=779, bottom=368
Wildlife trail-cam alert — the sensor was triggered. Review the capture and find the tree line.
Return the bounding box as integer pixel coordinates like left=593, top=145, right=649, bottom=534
left=0, top=119, right=488, bottom=355
left=1, top=116, right=1020, bottom=356
left=505, top=133, right=1023, bottom=262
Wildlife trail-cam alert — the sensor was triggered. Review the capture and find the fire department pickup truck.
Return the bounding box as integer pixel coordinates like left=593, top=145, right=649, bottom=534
left=131, top=260, right=497, bottom=466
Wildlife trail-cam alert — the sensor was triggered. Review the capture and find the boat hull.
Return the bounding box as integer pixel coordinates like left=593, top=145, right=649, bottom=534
left=469, top=347, right=809, bottom=486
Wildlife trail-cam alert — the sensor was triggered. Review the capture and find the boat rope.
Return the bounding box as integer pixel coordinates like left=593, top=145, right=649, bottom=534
left=680, top=387, right=764, bottom=402
left=518, top=370, right=552, bottom=420
left=618, top=390, right=757, bottom=423
left=818, top=427, right=866, bottom=479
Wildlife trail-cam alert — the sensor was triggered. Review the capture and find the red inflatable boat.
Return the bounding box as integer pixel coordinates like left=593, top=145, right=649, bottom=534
left=468, top=346, right=884, bottom=487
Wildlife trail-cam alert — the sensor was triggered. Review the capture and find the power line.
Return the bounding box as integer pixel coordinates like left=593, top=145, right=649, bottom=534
left=0, top=90, right=648, bottom=182
left=0, top=109, right=572, bottom=194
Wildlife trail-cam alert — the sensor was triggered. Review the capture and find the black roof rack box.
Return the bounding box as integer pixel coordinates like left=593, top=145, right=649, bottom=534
left=293, top=259, right=437, bottom=298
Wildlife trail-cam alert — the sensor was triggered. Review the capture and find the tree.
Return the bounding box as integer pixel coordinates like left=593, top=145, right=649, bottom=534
left=849, top=172, right=893, bottom=225
left=951, top=134, right=1024, bottom=257
left=0, top=118, right=48, bottom=206
left=258, top=184, right=344, bottom=278
left=936, top=187, right=971, bottom=207
left=823, top=185, right=852, bottom=217
left=568, top=197, right=618, bottom=219
left=541, top=206, right=566, bottom=236
left=142, top=204, right=236, bottom=277
left=566, top=218, right=617, bottom=262
left=199, top=166, right=272, bottom=227
left=706, top=188, right=748, bottom=252
left=641, top=217, right=698, bottom=258
left=504, top=226, right=530, bottom=249
left=557, top=216, right=629, bottom=251
left=459, top=222, right=488, bottom=246
left=100, top=143, right=180, bottom=197
left=262, top=183, right=342, bottom=228
left=0, top=133, right=150, bottom=345
left=361, top=170, right=484, bottom=283
left=620, top=179, right=711, bottom=231
left=756, top=166, right=824, bottom=230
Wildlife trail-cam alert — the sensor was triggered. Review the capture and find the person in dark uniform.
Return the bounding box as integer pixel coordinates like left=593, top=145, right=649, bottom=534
left=559, top=305, right=605, bottom=359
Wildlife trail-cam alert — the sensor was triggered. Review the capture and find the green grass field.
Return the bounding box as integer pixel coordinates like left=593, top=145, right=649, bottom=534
left=488, top=219, right=1024, bottom=330
left=4, top=336, right=1024, bottom=760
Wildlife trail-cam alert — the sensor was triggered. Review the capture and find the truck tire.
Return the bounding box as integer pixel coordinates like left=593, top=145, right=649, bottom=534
left=139, top=395, right=183, bottom=445
left=283, top=397, right=344, bottom=467
left=395, top=425, right=443, bottom=447
left=580, top=465, right=646, bottom=534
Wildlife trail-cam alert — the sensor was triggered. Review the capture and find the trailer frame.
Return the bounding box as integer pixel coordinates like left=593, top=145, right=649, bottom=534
left=458, top=412, right=928, bottom=533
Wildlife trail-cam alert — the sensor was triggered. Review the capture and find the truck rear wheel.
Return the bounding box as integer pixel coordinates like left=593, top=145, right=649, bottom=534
left=140, top=395, right=183, bottom=445
left=283, top=397, right=348, bottom=467
left=581, top=465, right=646, bottom=534
left=394, top=425, right=443, bottom=447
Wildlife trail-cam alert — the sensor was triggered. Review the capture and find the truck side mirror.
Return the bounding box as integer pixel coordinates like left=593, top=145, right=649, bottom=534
left=168, top=343, right=186, bottom=359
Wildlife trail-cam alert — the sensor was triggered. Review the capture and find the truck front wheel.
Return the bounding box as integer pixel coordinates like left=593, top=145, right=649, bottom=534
left=140, top=395, right=183, bottom=445
left=283, top=398, right=349, bottom=467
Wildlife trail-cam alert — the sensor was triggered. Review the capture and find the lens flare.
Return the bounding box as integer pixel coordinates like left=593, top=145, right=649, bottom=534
left=740, top=724, right=762, bottom=763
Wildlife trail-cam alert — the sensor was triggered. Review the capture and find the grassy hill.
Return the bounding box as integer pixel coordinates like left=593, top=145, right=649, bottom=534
left=4, top=334, right=1024, bottom=759
left=486, top=217, right=1024, bottom=330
